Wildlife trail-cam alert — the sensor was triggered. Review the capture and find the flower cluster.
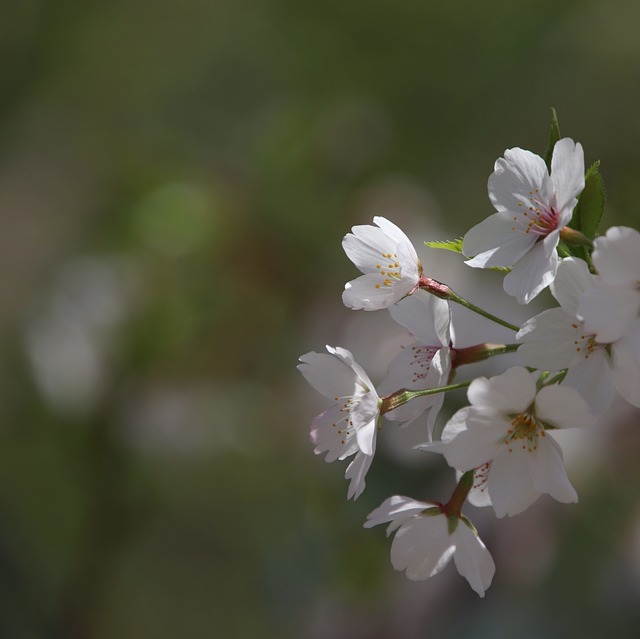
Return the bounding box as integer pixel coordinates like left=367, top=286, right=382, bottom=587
left=298, top=115, right=640, bottom=597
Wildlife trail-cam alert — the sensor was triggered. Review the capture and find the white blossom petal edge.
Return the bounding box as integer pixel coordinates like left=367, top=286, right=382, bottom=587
left=463, top=138, right=584, bottom=304
left=517, top=257, right=640, bottom=413
left=342, top=216, right=423, bottom=311
left=298, top=346, right=380, bottom=499
left=365, top=496, right=495, bottom=596
left=378, top=292, right=452, bottom=437
left=578, top=226, right=640, bottom=343
left=420, top=366, right=595, bottom=517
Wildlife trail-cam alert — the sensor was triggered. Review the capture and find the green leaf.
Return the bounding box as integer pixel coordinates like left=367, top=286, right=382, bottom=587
left=570, top=161, right=606, bottom=239
left=544, top=107, right=561, bottom=172
left=424, top=238, right=464, bottom=253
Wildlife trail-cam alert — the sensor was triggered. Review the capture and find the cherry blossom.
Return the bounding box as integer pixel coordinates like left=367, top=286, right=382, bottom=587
left=342, top=216, right=423, bottom=311
left=517, top=257, right=640, bottom=413
left=378, top=292, right=452, bottom=437
left=365, top=495, right=495, bottom=596
left=422, top=366, right=595, bottom=518
left=298, top=346, right=380, bottom=499
left=578, top=226, right=640, bottom=343
left=463, top=138, right=584, bottom=304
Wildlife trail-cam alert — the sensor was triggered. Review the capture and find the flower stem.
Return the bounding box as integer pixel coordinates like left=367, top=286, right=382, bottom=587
left=410, top=380, right=472, bottom=398
left=452, top=343, right=519, bottom=368
left=448, top=291, right=520, bottom=332
left=443, top=469, right=475, bottom=518
left=380, top=381, right=471, bottom=414
left=417, top=276, right=520, bottom=332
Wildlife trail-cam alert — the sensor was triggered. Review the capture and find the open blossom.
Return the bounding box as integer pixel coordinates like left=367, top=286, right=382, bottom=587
left=298, top=346, right=380, bottom=499
left=463, top=138, right=584, bottom=304
left=578, top=226, right=640, bottom=343
left=365, top=495, right=495, bottom=597
left=517, top=257, right=640, bottom=413
left=378, top=292, right=452, bottom=438
left=342, top=216, right=422, bottom=311
left=422, top=366, right=595, bottom=518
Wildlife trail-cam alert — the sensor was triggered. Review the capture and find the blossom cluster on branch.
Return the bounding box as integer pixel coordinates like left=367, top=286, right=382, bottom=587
left=298, top=113, right=640, bottom=597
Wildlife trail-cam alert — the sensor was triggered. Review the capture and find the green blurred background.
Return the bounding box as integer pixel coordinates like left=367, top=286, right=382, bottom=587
left=2, top=1, right=640, bottom=637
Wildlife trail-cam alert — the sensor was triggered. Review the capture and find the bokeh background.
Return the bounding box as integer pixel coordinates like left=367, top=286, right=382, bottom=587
left=2, top=1, right=640, bottom=637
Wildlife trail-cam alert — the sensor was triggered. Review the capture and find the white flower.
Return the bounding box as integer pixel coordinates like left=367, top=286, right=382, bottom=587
left=517, top=257, right=640, bottom=413
left=378, top=292, right=452, bottom=437
left=463, top=138, right=584, bottom=304
left=298, top=346, right=380, bottom=499
left=364, top=495, right=495, bottom=597
left=578, top=226, right=640, bottom=343
left=342, top=216, right=423, bottom=311
left=422, top=366, right=595, bottom=518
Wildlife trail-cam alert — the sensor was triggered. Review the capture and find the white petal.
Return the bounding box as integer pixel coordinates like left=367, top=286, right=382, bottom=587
left=435, top=406, right=473, bottom=442
left=373, top=216, right=415, bottom=252
left=517, top=308, right=584, bottom=370
left=326, top=345, right=377, bottom=391
left=527, top=434, right=577, bottom=505
left=453, top=522, right=496, bottom=597
left=611, top=324, right=640, bottom=407
left=503, top=231, right=559, bottom=304
left=309, top=404, right=360, bottom=462
left=463, top=466, right=493, bottom=508
left=380, top=346, right=449, bottom=429
left=355, top=415, right=377, bottom=456
left=468, top=366, right=536, bottom=412
left=579, top=286, right=640, bottom=344
left=550, top=138, right=585, bottom=214
left=391, top=515, right=454, bottom=580
left=364, top=495, right=432, bottom=528
left=563, top=351, right=614, bottom=414
left=535, top=384, right=596, bottom=429
left=379, top=345, right=428, bottom=393
left=343, top=273, right=415, bottom=311
left=389, top=293, right=450, bottom=346
left=298, top=350, right=359, bottom=400
left=345, top=450, right=374, bottom=500
left=593, top=226, right=640, bottom=288
left=550, top=257, right=598, bottom=315
left=489, top=148, right=551, bottom=214
left=488, top=449, right=540, bottom=517
left=395, top=234, right=422, bottom=282
left=344, top=222, right=400, bottom=269
left=463, top=213, right=535, bottom=268
left=431, top=407, right=509, bottom=471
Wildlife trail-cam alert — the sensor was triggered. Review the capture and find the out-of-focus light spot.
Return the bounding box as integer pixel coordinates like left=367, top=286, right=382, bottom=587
left=24, top=256, right=138, bottom=416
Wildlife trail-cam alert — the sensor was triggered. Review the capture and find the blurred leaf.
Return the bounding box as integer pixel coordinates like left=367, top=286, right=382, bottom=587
left=570, top=161, right=606, bottom=239
left=424, top=238, right=464, bottom=253
left=544, top=107, right=561, bottom=171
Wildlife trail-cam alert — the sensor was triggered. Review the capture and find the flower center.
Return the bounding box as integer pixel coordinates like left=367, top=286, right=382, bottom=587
left=571, top=322, right=605, bottom=358
left=504, top=411, right=544, bottom=453
left=514, top=189, right=559, bottom=238
left=374, top=252, right=400, bottom=289
left=472, top=461, right=491, bottom=495
left=332, top=395, right=357, bottom=446
left=409, top=345, right=439, bottom=383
